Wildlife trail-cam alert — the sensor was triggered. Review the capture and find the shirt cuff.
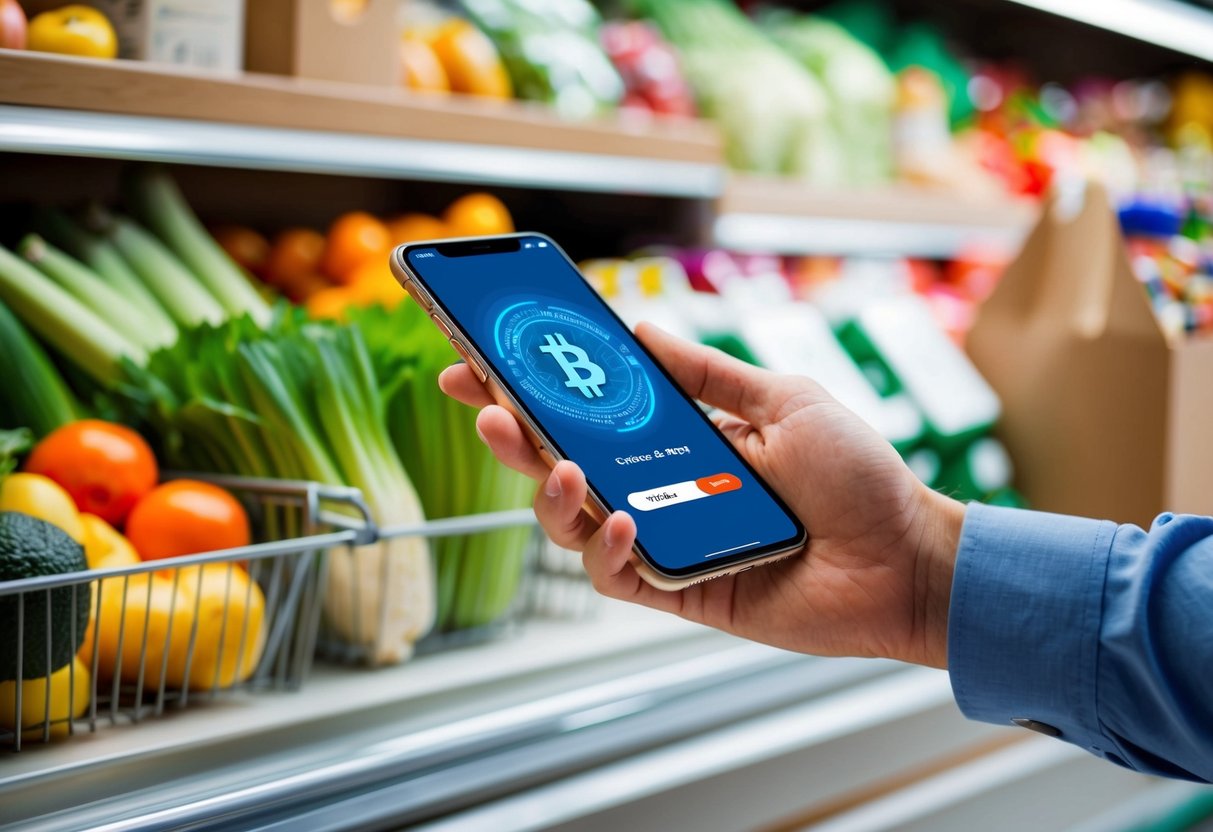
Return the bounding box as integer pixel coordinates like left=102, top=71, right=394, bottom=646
left=948, top=503, right=1117, bottom=748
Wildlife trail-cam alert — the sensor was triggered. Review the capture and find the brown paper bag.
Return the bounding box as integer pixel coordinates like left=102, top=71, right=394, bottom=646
left=968, top=181, right=1213, bottom=527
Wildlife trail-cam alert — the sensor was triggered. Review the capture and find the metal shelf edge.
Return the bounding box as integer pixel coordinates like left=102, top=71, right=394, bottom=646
left=1002, top=0, right=1213, bottom=62
left=714, top=212, right=1030, bottom=258
left=0, top=105, right=723, bottom=198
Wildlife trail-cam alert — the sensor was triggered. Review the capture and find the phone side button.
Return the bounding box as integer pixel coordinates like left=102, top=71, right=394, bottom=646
left=430, top=313, right=453, bottom=339
left=449, top=338, right=489, bottom=383
left=403, top=279, right=433, bottom=310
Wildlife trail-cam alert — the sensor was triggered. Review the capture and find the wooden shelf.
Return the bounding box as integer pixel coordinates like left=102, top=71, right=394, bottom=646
left=715, top=175, right=1039, bottom=258
left=0, top=50, right=722, bottom=197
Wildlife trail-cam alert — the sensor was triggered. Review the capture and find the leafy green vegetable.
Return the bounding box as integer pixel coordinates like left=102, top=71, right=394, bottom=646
left=0, top=428, right=33, bottom=481
left=631, top=0, right=839, bottom=179
left=354, top=302, right=533, bottom=631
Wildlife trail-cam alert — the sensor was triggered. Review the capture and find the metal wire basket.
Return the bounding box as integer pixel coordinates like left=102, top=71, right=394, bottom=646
left=0, top=476, right=371, bottom=751
left=316, top=508, right=548, bottom=665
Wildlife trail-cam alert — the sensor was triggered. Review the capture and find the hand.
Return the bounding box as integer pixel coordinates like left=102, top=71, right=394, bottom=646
left=440, top=323, right=964, bottom=668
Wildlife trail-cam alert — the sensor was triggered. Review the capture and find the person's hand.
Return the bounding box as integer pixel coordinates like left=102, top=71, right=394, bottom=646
left=440, top=323, right=964, bottom=668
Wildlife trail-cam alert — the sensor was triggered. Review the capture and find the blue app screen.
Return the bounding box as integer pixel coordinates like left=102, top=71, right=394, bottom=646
left=408, top=237, right=801, bottom=575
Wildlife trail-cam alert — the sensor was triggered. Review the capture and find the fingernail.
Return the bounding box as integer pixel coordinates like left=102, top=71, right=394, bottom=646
left=475, top=424, right=487, bottom=445
left=604, top=514, right=619, bottom=549
left=544, top=469, right=562, bottom=498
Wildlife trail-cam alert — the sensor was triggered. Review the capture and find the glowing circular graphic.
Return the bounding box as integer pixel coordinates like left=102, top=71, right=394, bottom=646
left=493, top=300, right=655, bottom=433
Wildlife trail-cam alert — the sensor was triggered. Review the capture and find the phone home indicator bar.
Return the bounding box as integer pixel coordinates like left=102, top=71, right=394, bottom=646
left=627, top=473, right=741, bottom=512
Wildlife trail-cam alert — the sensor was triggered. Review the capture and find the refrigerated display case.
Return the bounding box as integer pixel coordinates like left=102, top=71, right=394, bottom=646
left=3, top=2, right=1213, bottom=823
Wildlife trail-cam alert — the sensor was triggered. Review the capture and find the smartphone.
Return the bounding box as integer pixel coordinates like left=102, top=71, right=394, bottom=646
left=391, top=233, right=807, bottom=590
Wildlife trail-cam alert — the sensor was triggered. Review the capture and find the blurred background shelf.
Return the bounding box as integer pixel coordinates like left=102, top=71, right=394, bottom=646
left=0, top=51, right=722, bottom=197
left=1000, top=0, right=1213, bottom=62
left=715, top=175, right=1038, bottom=257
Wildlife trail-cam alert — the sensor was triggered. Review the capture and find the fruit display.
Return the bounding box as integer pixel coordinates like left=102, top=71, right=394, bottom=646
left=24, top=4, right=118, bottom=60
left=0, top=167, right=534, bottom=669
left=213, top=192, right=515, bottom=321
left=0, top=419, right=266, bottom=741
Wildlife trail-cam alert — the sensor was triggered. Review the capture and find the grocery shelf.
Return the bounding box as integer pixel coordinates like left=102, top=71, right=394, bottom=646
left=1001, top=0, right=1213, bottom=62
left=715, top=175, right=1038, bottom=258
left=0, top=51, right=721, bottom=197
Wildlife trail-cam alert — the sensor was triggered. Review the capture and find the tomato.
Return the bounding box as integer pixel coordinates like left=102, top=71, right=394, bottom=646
left=211, top=226, right=270, bottom=278
left=321, top=212, right=391, bottom=284
left=25, top=421, right=158, bottom=527
left=443, top=193, right=514, bottom=237
left=385, top=213, right=448, bottom=245
left=126, top=480, right=251, bottom=562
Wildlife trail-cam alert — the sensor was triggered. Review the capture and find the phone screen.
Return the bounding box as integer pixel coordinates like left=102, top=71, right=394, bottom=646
left=404, top=235, right=804, bottom=577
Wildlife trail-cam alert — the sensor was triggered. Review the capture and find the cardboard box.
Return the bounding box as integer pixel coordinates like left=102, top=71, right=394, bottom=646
left=244, top=0, right=399, bottom=86
left=21, top=0, right=245, bottom=70
left=967, top=182, right=1213, bottom=527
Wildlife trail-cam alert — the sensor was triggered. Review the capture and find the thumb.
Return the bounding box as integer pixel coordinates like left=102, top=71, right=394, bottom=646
left=635, top=322, right=810, bottom=426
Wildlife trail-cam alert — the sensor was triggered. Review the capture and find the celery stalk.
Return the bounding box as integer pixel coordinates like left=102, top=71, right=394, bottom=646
left=127, top=168, right=272, bottom=327
left=35, top=208, right=178, bottom=346
left=107, top=216, right=227, bottom=328
left=0, top=245, right=142, bottom=385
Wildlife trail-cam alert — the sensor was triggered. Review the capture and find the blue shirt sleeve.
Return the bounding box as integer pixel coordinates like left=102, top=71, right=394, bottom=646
left=948, top=503, right=1213, bottom=783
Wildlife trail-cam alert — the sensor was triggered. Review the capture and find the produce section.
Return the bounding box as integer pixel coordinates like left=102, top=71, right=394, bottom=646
left=3, top=0, right=1213, bottom=829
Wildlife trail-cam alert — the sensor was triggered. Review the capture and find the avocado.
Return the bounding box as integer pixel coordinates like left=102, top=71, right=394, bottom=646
left=0, top=512, right=90, bottom=681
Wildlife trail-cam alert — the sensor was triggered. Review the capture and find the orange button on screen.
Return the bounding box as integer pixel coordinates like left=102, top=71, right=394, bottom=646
left=695, top=473, right=742, bottom=495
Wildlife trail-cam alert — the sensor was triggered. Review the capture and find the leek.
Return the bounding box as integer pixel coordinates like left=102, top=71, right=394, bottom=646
left=126, top=167, right=272, bottom=327
left=19, top=234, right=166, bottom=352
left=0, top=244, right=142, bottom=385
left=0, top=299, right=79, bottom=435
left=103, top=213, right=227, bottom=328
left=127, top=311, right=434, bottom=664
left=35, top=208, right=178, bottom=346
left=354, top=303, right=533, bottom=632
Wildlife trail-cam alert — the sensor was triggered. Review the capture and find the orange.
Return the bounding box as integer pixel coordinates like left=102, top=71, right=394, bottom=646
left=305, top=286, right=355, bottom=321
left=321, top=212, right=391, bottom=284
left=443, top=192, right=514, bottom=237
left=266, top=228, right=326, bottom=285
left=401, top=35, right=450, bottom=93
left=25, top=420, right=158, bottom=527
left=125, top=480, right=250, bottom=562
left=386, top=213, right=448, bottom=245
left=211, top=226, right=270, bottom=277
left=428, top=19, right=512, bottom=99
left=348, top=260, right=405, bottom=308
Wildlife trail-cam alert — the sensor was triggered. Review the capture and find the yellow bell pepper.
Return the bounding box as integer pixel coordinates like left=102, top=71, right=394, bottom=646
left=0, top=657, right=91, bottom=741
left=80, top=563, right=266, bottom=692
left=27, top=5, right=118, bottom=60
left=0, top=472, right=83, bottom=543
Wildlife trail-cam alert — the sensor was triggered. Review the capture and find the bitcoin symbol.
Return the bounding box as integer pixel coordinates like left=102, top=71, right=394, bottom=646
left=538, top=333, right=607, bottom=399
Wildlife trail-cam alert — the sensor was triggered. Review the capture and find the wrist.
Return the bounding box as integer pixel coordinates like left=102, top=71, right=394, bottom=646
left=907, top=487, right=964, bottom=669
